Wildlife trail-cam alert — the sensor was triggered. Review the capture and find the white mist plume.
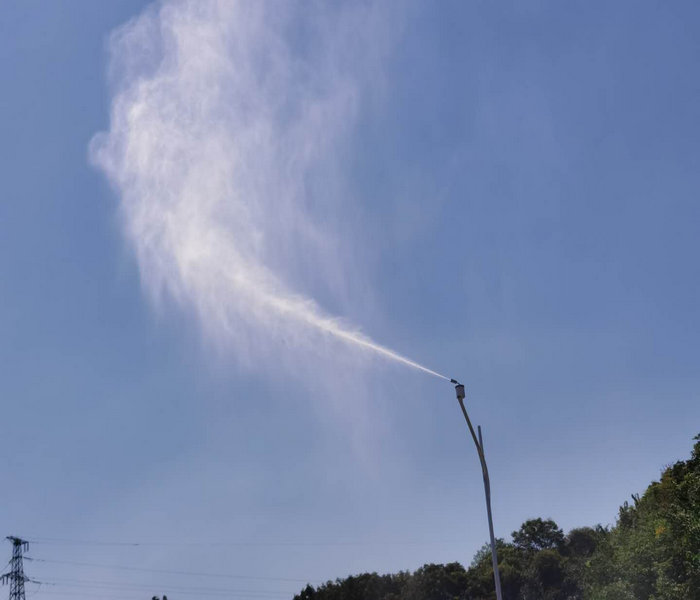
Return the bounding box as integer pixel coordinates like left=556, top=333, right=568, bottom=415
left=91, top=0, right=445, bottom=381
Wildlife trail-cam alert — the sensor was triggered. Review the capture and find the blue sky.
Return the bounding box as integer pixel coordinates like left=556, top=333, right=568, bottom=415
left=1, top=1, right=699, bottom=598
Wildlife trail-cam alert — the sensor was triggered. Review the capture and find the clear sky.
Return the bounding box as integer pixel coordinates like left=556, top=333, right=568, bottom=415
left=1, top=1, right=699, bottom=599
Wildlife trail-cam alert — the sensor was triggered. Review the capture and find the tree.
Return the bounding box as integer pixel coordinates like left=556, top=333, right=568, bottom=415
left=403, top=563, right=468, bottom=600
left=512, top=519, right=564, bottom=552
left=563, top=527, right=600, bottom=558
left=520, top=549, right=567, bottom=600
left=584, top=434, right=700, bottom=599
left=467, top=539, right=525, bottom=599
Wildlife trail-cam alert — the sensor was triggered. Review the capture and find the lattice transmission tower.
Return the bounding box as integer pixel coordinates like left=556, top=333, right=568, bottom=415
left=1, top=537, right=30, bottom=600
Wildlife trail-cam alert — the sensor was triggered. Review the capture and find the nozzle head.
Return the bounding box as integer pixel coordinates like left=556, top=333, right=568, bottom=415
left=455, top=383, right=465, bottom=400
left=450, top=378, right=460, bottom=385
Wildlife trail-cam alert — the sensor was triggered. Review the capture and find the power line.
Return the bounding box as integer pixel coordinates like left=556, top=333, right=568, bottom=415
left=31, top=593, right=168, bottom=600
left=33, top=593, right=288, bottom=600
left=43, top=575, right=294, bottom=593
left=32, top=577, right=294, bottom=598
left=32, top=590, right=291, bottom=600
left=26, top=557, right=314, bottom=584
left=26, top=536, right=463, bottom=547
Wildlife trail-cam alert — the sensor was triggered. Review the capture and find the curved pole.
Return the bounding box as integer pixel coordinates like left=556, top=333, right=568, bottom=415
left=454, top=383, right=503, bottom=600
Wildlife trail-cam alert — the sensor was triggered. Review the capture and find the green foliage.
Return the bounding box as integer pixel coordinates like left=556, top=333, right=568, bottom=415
left=466, top=539, right=525, bottom=599
left=293, top=435, right=700, bottom=600
left=403, top=563, right=468, bottom=600
left=584, top=434, right=700, bottom=599
left=563, top=527, right=600, bottom=558
left=512, top=519, right=564, bottom=552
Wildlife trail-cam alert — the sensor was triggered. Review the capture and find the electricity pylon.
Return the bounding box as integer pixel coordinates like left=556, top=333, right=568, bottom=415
left=1, top=537, right=30, bottom=600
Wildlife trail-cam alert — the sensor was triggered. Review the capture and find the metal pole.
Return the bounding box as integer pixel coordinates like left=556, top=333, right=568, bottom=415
left=453, top=383, right=503, bottom=600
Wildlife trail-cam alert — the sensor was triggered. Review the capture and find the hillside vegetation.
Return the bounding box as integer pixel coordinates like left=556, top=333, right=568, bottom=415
left=294, top=435, right=700, bottom=600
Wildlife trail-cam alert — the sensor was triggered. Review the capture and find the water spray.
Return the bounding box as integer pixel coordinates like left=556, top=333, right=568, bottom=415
left=324, top=328, right=451, bottom=381
left=89, top=1, right=459, bottom=391
left=91, top=6, right=500, bottom=597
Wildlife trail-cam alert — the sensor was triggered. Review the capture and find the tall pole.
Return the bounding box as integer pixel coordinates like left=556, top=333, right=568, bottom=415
left=1, top=537, right=29, bottom=600
left=453, top=382, right=503, bottom=600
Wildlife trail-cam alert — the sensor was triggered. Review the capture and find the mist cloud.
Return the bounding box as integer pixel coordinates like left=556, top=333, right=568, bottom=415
left=89, top=0, right=442, bottom=383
